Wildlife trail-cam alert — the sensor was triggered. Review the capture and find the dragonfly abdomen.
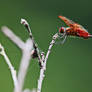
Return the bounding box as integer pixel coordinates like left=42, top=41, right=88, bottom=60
left=76, top=29, right=89, bottom=38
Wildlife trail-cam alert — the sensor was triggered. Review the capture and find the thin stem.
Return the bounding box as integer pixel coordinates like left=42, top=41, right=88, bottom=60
left=0, top=44, right=18, bottom=89
left=37, top=33, right=59, bottom=92
left=21, top=19, right=34, bottom=41
left=21, top=19, right=42, bottom=67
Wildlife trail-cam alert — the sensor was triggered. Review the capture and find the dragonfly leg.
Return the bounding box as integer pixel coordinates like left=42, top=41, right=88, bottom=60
left=55, top=32, right=67, bottom=44
left=61, top=35, right=67, bottom=44
left=59, top=31, right=66, bottom=39
left=55, top=35, right=67, bottom=44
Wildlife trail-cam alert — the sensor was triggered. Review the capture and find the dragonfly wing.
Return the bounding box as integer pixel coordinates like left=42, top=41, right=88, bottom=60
left=58, top=16, right=75, bottom=27
left=58, top=16, right=88, bottom=32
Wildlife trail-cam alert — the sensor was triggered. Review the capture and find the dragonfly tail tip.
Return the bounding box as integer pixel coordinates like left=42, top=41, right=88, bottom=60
left=88, top=35, right=92, bottom=38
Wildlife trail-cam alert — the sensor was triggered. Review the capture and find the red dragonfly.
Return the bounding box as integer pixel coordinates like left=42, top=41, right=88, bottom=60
left=58, top=15, right=92, bottom=39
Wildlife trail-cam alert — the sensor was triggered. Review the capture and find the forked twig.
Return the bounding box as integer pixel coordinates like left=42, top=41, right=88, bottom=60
left=17, top=39, right=33, bottom=92
left=21, top=18, right=59, bottom=92
left=37, top=33, right=59, bottom=92
left=1, top=18, right=59, bottom=92
left=1, top=26, right=34, bottom=92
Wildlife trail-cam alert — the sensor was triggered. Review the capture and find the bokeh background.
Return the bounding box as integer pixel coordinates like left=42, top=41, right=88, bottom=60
left=0, top=0, right=92, bottom=92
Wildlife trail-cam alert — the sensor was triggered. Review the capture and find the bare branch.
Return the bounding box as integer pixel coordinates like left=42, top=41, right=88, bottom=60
left=1, top=18, right=58, bottom=92
left=37, top=33, right=59, bottom=92
left=1, top=26, right=34, bottom=92
left=21, top=19, right=33, bottom=39
left=21, top=19, right=42, bottom=68
left=16, top=38, right=33, bottom=92
left=0, top=43, right=18, bottom=89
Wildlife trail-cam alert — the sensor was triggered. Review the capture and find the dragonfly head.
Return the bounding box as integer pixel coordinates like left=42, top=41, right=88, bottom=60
left=59, top=27, right=66, bottom=33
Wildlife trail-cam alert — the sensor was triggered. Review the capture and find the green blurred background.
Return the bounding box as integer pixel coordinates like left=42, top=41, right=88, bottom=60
left=0, top=0, right=92, bottom=92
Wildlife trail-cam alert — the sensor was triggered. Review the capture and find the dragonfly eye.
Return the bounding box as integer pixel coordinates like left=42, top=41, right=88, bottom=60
left=59, top=27, right=66, bottom=33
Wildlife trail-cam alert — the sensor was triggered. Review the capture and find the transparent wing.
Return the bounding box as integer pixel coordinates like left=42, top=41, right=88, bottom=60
left=58, top=15, right=88, bottom=32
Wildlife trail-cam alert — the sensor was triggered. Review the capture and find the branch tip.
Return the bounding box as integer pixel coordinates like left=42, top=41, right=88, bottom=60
left=53, top=33, right=59, bottom=39
left=21, top=18, right=28, bottom=26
